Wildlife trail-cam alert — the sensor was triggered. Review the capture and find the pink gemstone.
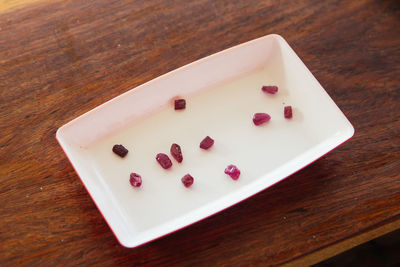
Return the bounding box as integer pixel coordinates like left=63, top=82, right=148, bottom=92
left=253, top=113, right=271, bottom=126
left=174, top=99, right=186, bottom=110
left=156, top=153, right=172, bottom=169
left=181, top=174, right=194, bottom=188
left=224, top=165, right=240, bottom=180
left=129, top=173, right=142, bottom=187
left=262, top=85, right=278, bottom=94
left=284, top=106, right=292, bottom=119
left=200, top=136, right=214, bottom=150
left=170, top=143, right=183, bottom=163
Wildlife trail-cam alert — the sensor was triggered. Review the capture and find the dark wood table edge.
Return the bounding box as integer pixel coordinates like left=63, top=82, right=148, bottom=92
left=281, top=215, right=400, bottom=266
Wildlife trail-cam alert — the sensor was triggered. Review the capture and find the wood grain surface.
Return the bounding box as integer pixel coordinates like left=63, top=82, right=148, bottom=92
left=1, top=0, right=399, bottom=265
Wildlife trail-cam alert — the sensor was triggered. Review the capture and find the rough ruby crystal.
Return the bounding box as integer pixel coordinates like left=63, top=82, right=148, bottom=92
left=174, top=99, right=186, bottom=110
left=224, top=165, right=240, bottom=180
left=170, top=143, right=183, bottom=163
left=200, top=136, right=214, bottom=150
left=112, top=144, right=128, bottom=158
left=253, top=113, right=271, bottom=126
left=156, top=153, right=172, bottom=169
left=181, top=174, right=194, bottom=188
left=262, top=85, right=278, bottom=94
left=129, top=173, right=142, bottom=187
left=284, top=106, right=293, bottom=119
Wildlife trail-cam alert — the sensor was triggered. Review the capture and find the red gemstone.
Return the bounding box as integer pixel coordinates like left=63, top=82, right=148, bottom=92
left=174, top=99, right=186, bottom=110
left=156, top=153, right=172, bottom=169
left=224, top=165, right=240, bottom=180
left=181, top=174, right=194, bottom=188
left=262, top=85, right=278, bottom=94
left=200, top=136, right=214, bottom=150
left=284, top=106, right=292, bottom=119
left=129, top=173, right=142, bottom=187
left=253, top=113, right=271, bottom=126
left=170, top=143, right=183, bottom=163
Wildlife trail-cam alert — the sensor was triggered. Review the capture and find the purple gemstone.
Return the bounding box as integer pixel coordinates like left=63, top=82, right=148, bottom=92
left=224, top=165, right=240, bottom=180
left=181, top=174, right=194, bottom=188
left=174, top=99, right=186, bottom=110
left=284, top=106, right=292, bottom=119
left=156, top=153, right=172, bottom=169
left=170, top=143, right=183, bottom=163
left=200, top=136, right=214, bottom=150
left=129, top=173, right=142, bottom=187
left=112, top=144, right=128, bottom=158
left=262, top=85, right=278, bottom=94
left=253, top=113, right=271, bottom=126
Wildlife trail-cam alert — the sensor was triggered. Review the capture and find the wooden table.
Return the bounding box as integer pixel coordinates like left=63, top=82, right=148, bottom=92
left=1, top=0, right=399, bottom=265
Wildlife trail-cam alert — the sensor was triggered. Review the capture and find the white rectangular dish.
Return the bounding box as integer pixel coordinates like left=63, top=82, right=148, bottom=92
left=56, top=34, right=354, bottom=248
